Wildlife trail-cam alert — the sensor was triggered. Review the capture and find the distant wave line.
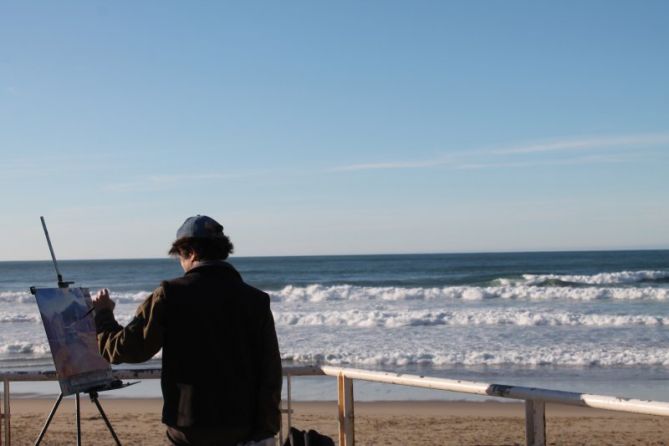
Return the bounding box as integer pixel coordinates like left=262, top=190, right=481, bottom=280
left=273, top=309, right=669, bottom=328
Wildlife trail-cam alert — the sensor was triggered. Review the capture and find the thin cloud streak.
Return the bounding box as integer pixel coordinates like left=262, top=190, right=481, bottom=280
left=333, top=158, right=452, bottom=172
left=492, top=133, right=669, bottom=155
left=454, top=153, right=632, bottom=170
left=334, top=133, right=669, bottom=172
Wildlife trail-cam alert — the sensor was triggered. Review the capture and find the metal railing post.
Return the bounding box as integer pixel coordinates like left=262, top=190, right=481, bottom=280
left=337, top=372, right=355, bottom=446
left=525, top=399, right=546, bottom=446
left=3, top=379, right=10, bottom=446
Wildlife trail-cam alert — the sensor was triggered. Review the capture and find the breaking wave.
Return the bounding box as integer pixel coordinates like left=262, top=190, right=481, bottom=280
left=498, top=270, right=669, bottom=287
left=273, top=309, right=669, bottom=328
left=113, top=291, right=153, bottom=304
left=0, top=313, right=40, bottom=323
left=0, top=290, right=153, bottom=305
left=0, top=291, right=34, bottom=304
left=0, top=342, right=50, bottom=355
left=269, top=284, right=669, bottom=302
left=282, top=347, right=669, bottom=367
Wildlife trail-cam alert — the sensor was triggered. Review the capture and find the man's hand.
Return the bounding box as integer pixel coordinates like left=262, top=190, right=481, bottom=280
left=93, top=288, right=116, bottom=313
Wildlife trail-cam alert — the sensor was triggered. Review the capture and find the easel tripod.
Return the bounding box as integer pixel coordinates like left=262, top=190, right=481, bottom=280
left=31, top=217, right=125, bottom=445
left=35, top=387, right=122, bottom=446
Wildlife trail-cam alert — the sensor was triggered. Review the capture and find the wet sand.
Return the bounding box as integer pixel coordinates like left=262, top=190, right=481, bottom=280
left=4, top=398, right=669, bottom=445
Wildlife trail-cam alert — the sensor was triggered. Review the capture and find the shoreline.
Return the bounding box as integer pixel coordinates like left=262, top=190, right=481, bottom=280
left=6, top=399, right=669, bottom=445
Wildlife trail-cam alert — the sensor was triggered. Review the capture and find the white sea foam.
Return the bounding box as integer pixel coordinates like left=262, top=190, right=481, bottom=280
left=0, top=290, right=155, bottom=305
left=0, top=342, right=50, bottom=355
left=0, top=291, right=34, bottom=304
left=4, top=277, right=667, bottom=307
left=282, top=347, right=669, bottom=367
left=269, top=284, right=669, bottom=302
left=113, top=291, right=153, bottom=304
left=0, top=313, right=40, bottom=323
left=273, top=309, right=669, bottom=328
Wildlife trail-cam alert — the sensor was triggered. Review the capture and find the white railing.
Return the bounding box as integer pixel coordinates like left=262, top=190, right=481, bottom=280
left=3, top=365, right=669, bottom=446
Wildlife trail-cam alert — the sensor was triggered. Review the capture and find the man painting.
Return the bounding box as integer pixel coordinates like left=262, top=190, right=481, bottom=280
left=93, top=215, right=282, bottom=445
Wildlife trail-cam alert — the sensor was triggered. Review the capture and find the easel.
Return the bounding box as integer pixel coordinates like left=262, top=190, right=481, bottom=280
left=34, top=386, right=123, bottom=446
left=31, top=217, right=126, bottom=446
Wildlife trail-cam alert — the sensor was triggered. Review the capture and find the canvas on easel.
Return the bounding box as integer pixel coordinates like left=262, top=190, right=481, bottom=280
left=34, top=287, right=113, bottom=395
left=30, top=217, right=128, bottom=445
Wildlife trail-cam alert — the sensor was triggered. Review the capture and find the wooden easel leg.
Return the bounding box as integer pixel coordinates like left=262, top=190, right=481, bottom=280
left=34, top=393, right=64, bottom=446
left=76, top=393, right=81, bottom=446
left=89, top=391, right=122, bottom=446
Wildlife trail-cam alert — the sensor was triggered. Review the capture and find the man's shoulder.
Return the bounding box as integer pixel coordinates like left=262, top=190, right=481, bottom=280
left=159, top=269, right=270, bottom=303
left=156, top=275, right=190, bottom=296
left=239, top=281, right=270, bottom=301
left=162, top=274, right=193, bottom=287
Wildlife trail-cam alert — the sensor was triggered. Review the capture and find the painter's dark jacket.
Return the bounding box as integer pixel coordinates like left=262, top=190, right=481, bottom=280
left=95, top=261, right=282, bottom=443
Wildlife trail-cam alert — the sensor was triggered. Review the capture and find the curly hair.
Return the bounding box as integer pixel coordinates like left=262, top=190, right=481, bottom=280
left=168, top=236, right=234, bottom=261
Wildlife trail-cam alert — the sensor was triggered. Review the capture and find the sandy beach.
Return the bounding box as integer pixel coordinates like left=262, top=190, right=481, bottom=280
left=4, top=398, right=669, bottom=445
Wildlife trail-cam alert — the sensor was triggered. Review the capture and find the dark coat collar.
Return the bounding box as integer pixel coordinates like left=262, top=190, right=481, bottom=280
left=185, top=260, right=242, bottom=280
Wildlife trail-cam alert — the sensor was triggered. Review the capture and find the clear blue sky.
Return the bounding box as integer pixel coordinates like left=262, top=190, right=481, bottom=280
left=1, top=1, right=668, bottom=260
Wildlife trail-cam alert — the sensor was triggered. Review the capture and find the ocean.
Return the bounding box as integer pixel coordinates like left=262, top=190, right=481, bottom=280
left=1, top=250, right=669, bottom=401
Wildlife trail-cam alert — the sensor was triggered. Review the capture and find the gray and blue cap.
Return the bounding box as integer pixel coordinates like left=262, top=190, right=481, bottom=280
left=176, top=215, right=224, bottom=239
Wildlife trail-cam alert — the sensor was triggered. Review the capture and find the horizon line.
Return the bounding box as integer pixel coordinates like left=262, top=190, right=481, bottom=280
left=2, top=246, right=668, bottom=263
